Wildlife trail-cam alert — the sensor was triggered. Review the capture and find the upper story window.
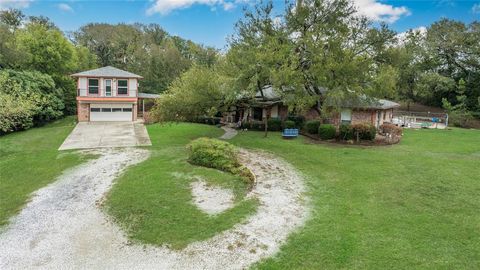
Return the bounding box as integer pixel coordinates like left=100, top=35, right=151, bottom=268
left=88, top=79, right=99, bottom=95
left=117, top=79, right=128, bottom=95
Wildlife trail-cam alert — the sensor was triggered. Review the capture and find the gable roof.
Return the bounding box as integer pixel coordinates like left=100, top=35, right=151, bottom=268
left=324, top=95, right=400, bottom=110
left=71, top=66, right=143, bottom=79
left=255, top=85, right=400, bottom=110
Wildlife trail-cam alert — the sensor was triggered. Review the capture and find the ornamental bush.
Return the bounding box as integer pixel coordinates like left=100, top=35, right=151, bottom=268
left=379, top=123, right=402, bottom=136
left=283, top=120, right=296, bottom=129
left=194, top=116, right=221, bottom=125
left=188, top=137, right=239, bottom=172
left=250, top=121, right=265, bottom=130
left=267, top=118, right=282, bottom=131
left=304, top=120, right=321, bottom=134
left=351, top=123, right=376, bottom=141
left=339, top=123, right=354, bottom=140
left=318, top=124, right=336, bottom=140
left=287, top=115, right=305, bottom=128
left=187, top=138, right=254, bottom=186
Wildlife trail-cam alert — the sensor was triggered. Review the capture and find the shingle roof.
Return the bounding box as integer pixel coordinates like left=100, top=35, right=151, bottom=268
left=325, top=96, right=400, bottom=110
left=255, top=85, right=400, bottom=110
left=138, top=93, right=161, bottom=99
left=71, top=66, right=143, bottom=79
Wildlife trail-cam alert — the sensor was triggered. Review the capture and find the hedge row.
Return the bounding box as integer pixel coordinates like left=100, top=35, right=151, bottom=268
left=340, top=123, right=376, bottom=141
left=241, top=118, right=300, bottom=131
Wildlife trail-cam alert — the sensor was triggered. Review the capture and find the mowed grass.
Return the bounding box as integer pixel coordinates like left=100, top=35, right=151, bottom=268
left=104, top=123, right=257, bottom=249
left=227, top=128, right=480, bottom=269
left=0, top=117, right=90, bottom=226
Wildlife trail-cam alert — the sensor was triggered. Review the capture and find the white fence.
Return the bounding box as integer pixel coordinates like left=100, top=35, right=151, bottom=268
left=392, top=111, right=448, bottom=129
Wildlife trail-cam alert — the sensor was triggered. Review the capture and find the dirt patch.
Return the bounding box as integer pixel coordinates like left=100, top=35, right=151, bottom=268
left=0, top=148, right=308, bottom=270
left=191, top=180, right=235, bottom=215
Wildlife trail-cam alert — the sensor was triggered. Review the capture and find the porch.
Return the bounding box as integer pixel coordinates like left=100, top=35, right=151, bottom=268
left=138, top=92, right=160, bottom=119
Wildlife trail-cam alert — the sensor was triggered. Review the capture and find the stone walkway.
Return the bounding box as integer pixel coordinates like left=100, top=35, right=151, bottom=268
left=219, top=126, right=238, bottom=140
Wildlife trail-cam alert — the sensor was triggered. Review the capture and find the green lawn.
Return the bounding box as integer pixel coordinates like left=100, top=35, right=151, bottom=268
left=2, top=119, right=478, bottom=268
left=228, top=128, right=480, bottom=269
left=104, top=123, right=258, bottom=249
left=0, top=117, right=90, bottom=226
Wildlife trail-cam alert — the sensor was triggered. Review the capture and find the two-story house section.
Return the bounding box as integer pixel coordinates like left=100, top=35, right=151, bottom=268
left=71, top=66, right=142, bottom=122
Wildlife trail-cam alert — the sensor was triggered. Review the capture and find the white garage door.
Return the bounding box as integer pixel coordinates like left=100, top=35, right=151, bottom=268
left=90, top=104, right=133, bottom=122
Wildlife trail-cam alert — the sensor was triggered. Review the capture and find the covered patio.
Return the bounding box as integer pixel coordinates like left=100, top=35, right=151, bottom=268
left=138, top=92, right=161, bottom=119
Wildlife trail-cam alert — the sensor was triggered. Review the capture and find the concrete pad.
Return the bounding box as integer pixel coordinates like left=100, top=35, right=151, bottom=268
left=59, top=122, right=152, bottom=150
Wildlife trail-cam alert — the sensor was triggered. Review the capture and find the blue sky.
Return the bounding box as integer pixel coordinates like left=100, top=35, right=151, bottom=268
left=1, top=0, right=479, bottom=49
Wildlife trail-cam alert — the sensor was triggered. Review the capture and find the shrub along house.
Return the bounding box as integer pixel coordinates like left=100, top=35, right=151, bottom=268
left=72, top=66, right=159, bottom=122
left=223, top=86, right=400, bottom=129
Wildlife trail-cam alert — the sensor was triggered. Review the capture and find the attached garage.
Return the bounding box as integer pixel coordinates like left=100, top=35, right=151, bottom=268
left=89, top=103, right=133, bottom=122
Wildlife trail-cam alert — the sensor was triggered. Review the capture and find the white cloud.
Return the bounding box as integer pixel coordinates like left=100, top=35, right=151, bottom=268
left=146, top=0, right=243, bottom=15
left=0, top=0, right=33, bottom=10
left=57, top=3, right=73, bottom=12
left=395, top=26, right=427, bottom=45
left=472, top=3, right=480, bottom=14
left=353, top=0, right=410, bottom=23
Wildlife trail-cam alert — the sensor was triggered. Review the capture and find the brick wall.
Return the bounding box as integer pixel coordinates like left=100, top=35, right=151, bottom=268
left=133, top=104, right=138, bottom=121
left=304, top=108, right=320, bottom=120
left=352, top=110, right=375, bottom=125
left=278, top=105, right=289, bottom=120
left=77, top=102, right=89, bottom=122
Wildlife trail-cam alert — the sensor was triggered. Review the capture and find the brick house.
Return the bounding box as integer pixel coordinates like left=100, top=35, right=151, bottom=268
left=223, top=86, right=400, bottom=128
left=71, top=66, right=159, bottom=122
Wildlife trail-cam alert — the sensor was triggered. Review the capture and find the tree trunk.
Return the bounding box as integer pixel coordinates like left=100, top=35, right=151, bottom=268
left=264, top=107, right=271, bottom=138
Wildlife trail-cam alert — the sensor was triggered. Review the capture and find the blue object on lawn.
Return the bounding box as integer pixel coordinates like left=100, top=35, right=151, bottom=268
left=432, top=117, right=439, bottom=123
left=282, top=128, right=299, bottom=138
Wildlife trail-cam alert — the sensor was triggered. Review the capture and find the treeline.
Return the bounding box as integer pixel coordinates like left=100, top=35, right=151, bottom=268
left=0, top=9, right=217, bottom=133
left=154, top=0, right=480, bottom=128
left=0, top=10, right=97, bottom=133
left=383, top=19, right=480, bottom=126
left=73, top=23, right=218, bottom=93
left=1, top=0, right=479, bottom=133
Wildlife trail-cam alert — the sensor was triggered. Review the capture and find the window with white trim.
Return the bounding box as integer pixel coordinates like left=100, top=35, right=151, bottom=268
left=340, top=109, right=352, bottom=124
left=88, top=79, right=99, bottom=95
left=117, top=79, right=128, bottom=95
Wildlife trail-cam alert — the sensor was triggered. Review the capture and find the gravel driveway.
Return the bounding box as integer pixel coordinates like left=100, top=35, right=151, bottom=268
left=0, top=148, right=308, bottom=269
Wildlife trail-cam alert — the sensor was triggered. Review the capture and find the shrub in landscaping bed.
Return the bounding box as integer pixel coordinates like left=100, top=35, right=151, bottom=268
left=142, top=112, right=157, bottom=124
left=241, top=121, right=264, bottom=131
left=352, top=123, right=376, bottom=141
left=267, top=118, right=282, bottom=131
left=339, top=123, right=354, bottom=140
left=283, top=120, right=296, bottom=129
left=318, top=124, right=336, bottom=140
left=287, top=115, right=305, bottom=128
left=187, top=138, right=254, bottom=186
left=379, top=123, right=402, bottom=136
left=193, top=116, right=221, bottom=125
left=304, top=120, right=321, bottom=134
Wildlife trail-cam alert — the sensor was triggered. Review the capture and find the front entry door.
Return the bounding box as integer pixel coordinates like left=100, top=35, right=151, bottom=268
left=105, top=79, right=112, bottom=96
